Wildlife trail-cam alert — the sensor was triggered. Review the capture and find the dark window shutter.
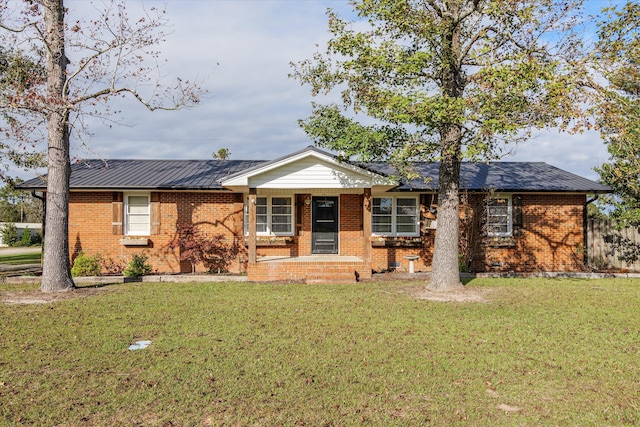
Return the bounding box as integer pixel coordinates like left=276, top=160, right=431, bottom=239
left=150, top=192, right=161, bottom=235
left=512, top=195, right=523, bottom=236
left=112, top=192, right=123, bottom=235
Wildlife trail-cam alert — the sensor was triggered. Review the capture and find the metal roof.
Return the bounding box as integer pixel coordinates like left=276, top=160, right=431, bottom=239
left=365, top=161, right=613, bottom=193
left=18, top=155, right=611, bottom=193
left=18, top=159, right=265, bottom=190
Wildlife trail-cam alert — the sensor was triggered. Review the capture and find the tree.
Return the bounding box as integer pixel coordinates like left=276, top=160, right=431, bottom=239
left=0, top=1, right=203, bottom=292
left=0, top=180, right=42, bottom=223
left=594, top=1, right=640, bottom=226
left=169, top=224, right=240, bottom=274
left=0, top=45, right=47, bottom=178
left=292, top=0, right=588, bottom=290
left=212, top=148, right=231, bottom=160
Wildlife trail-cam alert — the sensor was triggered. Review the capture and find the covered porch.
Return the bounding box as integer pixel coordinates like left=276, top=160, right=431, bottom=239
left=241, top=192, right=375, bottom=283
left=221, top=146, right=396, bottom=283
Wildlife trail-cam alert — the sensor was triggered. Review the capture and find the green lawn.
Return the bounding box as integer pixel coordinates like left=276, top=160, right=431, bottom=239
left=1, top=278, right=639, bottom=426
left=0, top=250, right=42, bottom=266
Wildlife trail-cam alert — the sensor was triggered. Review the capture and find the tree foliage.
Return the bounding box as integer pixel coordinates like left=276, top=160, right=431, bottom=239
left=169, top=224, right=240, bottom=274
left=594, top=1, right=640, bottom=226
left=0, top=1, right=204, bottom=292
left=212, top=148, right=231, bottom=160
left=0, top=46, right=47, bottom=177
left=0, top=180, right=42, bottom=223
left=292, top=0, right=588, bottom=290
left=0, top=222, right=18, bottom=247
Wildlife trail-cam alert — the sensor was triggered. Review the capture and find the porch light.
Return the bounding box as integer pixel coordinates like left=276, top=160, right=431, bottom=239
left=304, top=198, right=312, bottom=205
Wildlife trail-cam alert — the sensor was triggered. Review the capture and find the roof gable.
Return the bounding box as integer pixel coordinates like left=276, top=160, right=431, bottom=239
left=220, top=146, right=396, bottom=190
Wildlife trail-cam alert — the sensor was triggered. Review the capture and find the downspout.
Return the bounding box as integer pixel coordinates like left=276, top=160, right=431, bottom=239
left=31, top=190, right=46, bottom=264
left=583, top=194, right=599, bottom=270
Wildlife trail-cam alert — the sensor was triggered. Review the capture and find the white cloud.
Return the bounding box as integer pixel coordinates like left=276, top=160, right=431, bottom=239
left=36, top=0, right=611, bottom=185
left=507, top=129, right=608, bottom=181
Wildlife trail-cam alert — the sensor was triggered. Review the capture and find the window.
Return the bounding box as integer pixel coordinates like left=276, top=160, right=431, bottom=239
left=372, top=196, right=419, bottom=236
left=256, top=197, right=268, bottom=233
left=271, top=197, right=293, bottom=234
left=487, top=196, right=512, bottom=237
left=125, top=193, right=150, bottom=235
left=245, top=196, right=293, bottom=235
left=372, top=197, right=392, bottom=234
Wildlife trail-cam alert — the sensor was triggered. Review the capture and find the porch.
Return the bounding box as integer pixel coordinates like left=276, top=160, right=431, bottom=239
left=247, top=255, right=371, bottom=283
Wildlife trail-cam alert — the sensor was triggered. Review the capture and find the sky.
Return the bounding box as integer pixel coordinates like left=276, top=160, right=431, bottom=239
left=57, top=0, right=621, bottom=182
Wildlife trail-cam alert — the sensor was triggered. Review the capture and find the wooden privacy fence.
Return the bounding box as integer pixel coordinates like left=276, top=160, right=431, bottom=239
left=587, top=219, right=640, bottom=272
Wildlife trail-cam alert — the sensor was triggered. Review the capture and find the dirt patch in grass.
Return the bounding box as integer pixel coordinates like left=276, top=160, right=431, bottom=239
left=2, top=287, right=107, bottom=305
left=400, top=285, right=491, bottom=303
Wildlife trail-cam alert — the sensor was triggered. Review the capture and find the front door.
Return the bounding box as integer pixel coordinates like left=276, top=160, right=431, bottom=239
left=312, top=196, right=338, bottom=254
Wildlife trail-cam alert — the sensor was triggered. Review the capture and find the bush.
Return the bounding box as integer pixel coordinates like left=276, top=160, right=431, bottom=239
left=31, top=230, right=42, bottom=245
left=169, top=224, right=239, bottom=273
left=1, top=223, right=19, bottom=247
left=101, top=257, right=125, bottom=275
left=20, top=226, right=32, bottom=246
left=71, top=252, right=103, bottom=277
left=458, top=254, right=469, bottom=273
left=123, top=254, right=152, bottom=277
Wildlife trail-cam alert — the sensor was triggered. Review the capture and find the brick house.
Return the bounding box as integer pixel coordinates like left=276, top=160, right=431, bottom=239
left=19, top=146, right=611, bottom=282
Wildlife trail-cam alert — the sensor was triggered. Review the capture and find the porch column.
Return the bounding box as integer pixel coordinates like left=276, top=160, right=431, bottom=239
left=248, top=188, right=257, bottom=264
left=363, top=188, right=372, bottom=264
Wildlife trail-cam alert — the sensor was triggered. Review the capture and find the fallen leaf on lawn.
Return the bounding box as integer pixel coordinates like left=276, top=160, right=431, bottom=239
left=497, top=404, right=521, bottom=413
left=486, top=388, right=499, bottom=397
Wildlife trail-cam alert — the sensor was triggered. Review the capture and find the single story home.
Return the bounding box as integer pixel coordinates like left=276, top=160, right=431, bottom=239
left=19, top=146, right=611, bottom=282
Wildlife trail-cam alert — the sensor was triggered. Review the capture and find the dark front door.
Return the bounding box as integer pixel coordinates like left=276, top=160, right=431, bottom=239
left=312, top=196, right=339, bottom=254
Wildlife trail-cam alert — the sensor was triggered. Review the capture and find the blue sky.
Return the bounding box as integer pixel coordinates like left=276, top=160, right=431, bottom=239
left=60, top=0, right=621, bottom=182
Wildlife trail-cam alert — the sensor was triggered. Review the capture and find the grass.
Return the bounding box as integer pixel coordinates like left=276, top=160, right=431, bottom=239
left=1, top=278, right=639, bottom=426
left=0, top=250, right=41, bottom=265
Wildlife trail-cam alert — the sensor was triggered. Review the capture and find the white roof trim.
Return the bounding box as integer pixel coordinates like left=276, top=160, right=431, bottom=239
left=220, top=147, right=397, bottom=190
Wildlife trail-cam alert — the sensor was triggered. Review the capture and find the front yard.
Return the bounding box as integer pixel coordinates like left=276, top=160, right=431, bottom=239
left=1, top=278, right=638, bottom=425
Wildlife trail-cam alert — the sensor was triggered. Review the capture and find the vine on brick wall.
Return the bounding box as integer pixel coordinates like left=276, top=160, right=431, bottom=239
left=169, top=224, right=239, bottom=274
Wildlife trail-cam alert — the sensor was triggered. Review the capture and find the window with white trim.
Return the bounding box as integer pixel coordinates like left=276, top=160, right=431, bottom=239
left=372, top=196, right=419, bottom=236
left=244, top=196, right=293, bottom=235
left=487, top=196, right=512, bottom=237
left=125, top=193, right=150, bottom=235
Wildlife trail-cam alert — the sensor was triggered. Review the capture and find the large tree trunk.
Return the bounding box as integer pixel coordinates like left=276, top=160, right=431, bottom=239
left=41, top=0, right=75, bottom=292
left=427, top=2, right=464, bottom=291
left=428, top=126, right=464, bottom=291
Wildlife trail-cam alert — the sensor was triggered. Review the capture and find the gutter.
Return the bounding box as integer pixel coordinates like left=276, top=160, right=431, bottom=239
left=583, top=194, right=599, bottom=269
left=30, top=190, right=46, bottom=264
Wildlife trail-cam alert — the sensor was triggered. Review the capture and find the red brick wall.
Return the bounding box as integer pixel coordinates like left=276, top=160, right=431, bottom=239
left=370, top=236, right=435, bottom=272
left=68, top=191, right=587, bottom=276
left=69, top=191, right=246, bottom=274
left=469, top=194, right=585, bottom=272
left=371, top=193, right=586, bottom=273
left=340, top=194, right=365, bottom=257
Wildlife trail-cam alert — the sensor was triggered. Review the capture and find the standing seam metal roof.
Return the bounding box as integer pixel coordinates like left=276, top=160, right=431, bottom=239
left=17, top=158, right=611, bottom=193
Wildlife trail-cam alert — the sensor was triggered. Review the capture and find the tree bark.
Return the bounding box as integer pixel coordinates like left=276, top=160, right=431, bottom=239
left=428, top=127, right=464, bottom=291
left=40, top=0, right=75, bottom=292
left=427, top=1, right=464, bottom=291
